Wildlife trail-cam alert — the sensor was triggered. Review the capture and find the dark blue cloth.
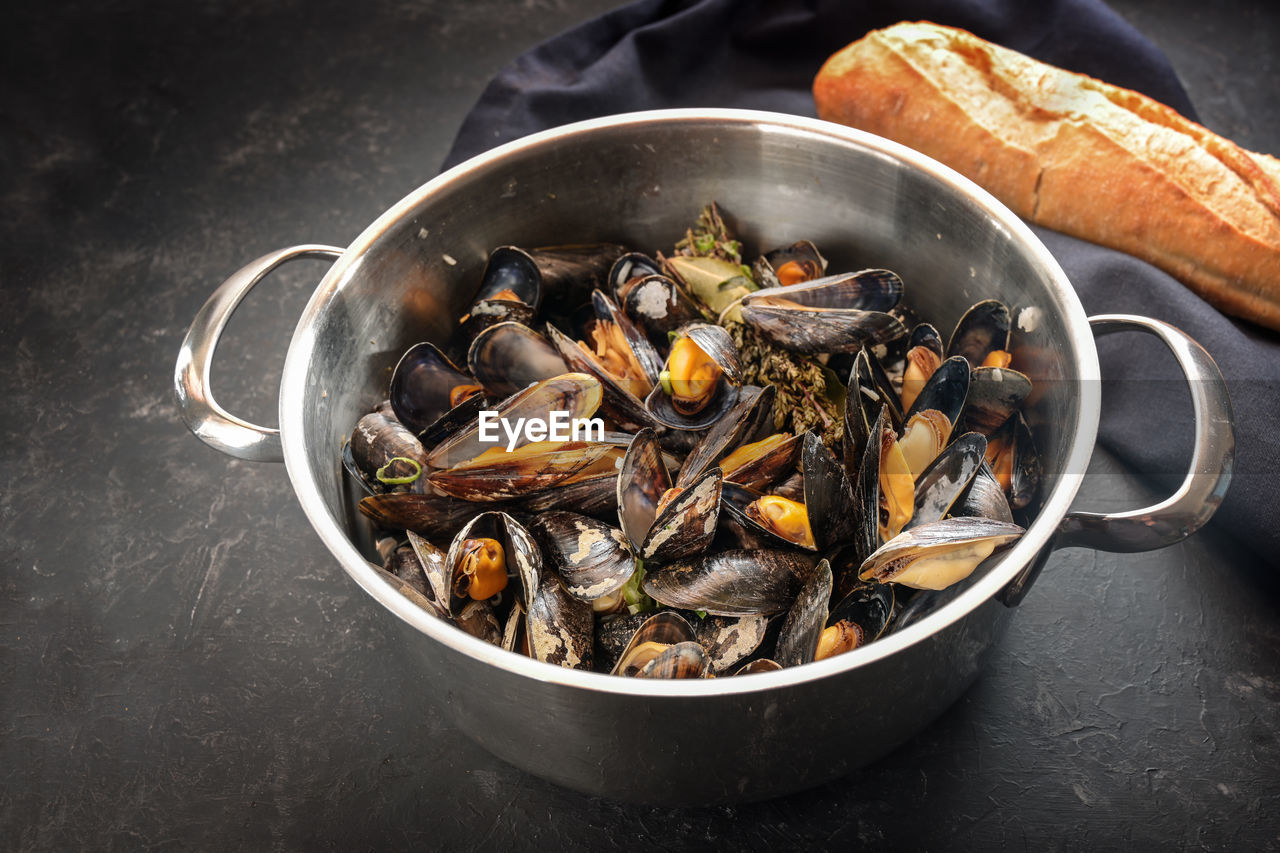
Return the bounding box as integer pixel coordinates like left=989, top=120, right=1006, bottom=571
left=444, top=0, right=1280, bottom=567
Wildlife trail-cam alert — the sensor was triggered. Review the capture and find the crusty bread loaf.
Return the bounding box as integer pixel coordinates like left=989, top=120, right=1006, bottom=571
left=813, top=21, right=1280, bottom=332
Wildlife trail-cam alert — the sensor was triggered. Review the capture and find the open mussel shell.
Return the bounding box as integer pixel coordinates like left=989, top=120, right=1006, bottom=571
left=738, top=269, right=907, bottom=354
left=388, top=342, right=487, bottom=442
left=954, top=460, right=1015, bottom=523
left=466, top=321, right=571, bottom=398
left=826, top=579, right=895, bottom=649
left=675, top=384, right=776, bottom=488
left=442, top=511, right=526, bottom=610
left=452, top=511, right=594, bottom=669
left=903, top=354, right=970, bottom=425
left=621, top=274, right=707, bottom=353
left=774, top=559, right=833, bottom=668
left=347, top=410, right=429, bottom=493
left=645, top=322, right=747, bottom=427
left=947, top=299, right=1011, bottom=369
left=752, top=239, right=827, bottom=289
left=844, top=347, right=902, bottom=468
left=644, top=323, right=741, bottom=430
left=546, top=290, right=663, bottom=430
left=719, top=432, right=802, bottom=493
left=477, top=245, right=542, bottom=308
left=720, top=482, right=815, bottom=551
left=610, top=611, right=697, bottom=676
left=640, top=467, right=723, bottom=562
left=907, top=432, right=987, bottom=530
left=960, top=366, right=1033, bottom=436
left=859, top=516, right=1024, bottom=591
left=642, top=549, right=811, bottom=616
left=426, top=372, right=602, bottom=469
left=908, top=322, right=944, bottom=357
left=616, top=428, right=670, bottom=552
left=609, top=252, right=664, bottom=301
left=405, top=530, right=451, bottom=614
left=527, top=511, right=635, bottom=602
left=637, top=642, right=709, bottom=678
left=370, top=557, right=449, bottom=621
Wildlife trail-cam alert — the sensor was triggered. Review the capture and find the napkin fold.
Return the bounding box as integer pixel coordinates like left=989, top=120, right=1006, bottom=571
left=444, top=0, right=1280, bottom=568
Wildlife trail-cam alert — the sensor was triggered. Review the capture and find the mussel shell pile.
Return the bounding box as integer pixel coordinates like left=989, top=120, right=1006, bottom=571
left=347, top=204, right=1041, bottom=678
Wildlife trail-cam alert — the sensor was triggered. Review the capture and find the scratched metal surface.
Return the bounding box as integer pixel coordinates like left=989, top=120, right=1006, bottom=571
left=2, top=0, right=1278, bottom=849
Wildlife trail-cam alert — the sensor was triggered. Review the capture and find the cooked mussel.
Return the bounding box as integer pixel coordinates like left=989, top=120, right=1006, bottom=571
left=617, top=428, right=722, bottom=562
left=752, top=240, right=827, bottom=289
left=527, top=511, right=636, bottom=605
left=859, top=516, right=1024, bottom=590
left=645, top=323, right=742, bottom=429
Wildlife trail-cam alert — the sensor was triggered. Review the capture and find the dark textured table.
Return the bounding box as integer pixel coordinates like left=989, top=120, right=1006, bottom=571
left=4, top=1, right=1278, bottom=849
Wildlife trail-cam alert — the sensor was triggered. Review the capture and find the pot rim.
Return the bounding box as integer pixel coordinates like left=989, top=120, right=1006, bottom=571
left=279, top=108, right=1101, bottom=698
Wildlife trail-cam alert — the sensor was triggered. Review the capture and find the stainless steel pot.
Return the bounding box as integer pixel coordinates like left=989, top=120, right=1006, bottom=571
left=175, top=110, right=1234, bottom=804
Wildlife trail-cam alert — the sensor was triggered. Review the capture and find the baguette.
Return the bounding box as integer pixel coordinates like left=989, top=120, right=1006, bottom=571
left=813, top=21, right=1280, bottom=332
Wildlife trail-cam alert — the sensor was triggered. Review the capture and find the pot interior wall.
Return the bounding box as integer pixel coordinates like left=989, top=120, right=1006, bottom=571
left=296, top=114, right=1080, bottom=574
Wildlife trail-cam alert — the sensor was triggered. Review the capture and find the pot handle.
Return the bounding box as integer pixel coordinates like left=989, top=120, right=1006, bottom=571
left=1000, top=313, right=1234, bottom=606
left=174, top=245, right=344, bottom=462
left=1056, top=314, right=1235, bottom=551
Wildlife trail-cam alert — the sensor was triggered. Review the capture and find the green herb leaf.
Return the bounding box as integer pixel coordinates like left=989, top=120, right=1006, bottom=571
left=375, top=456, right=422, bottom=485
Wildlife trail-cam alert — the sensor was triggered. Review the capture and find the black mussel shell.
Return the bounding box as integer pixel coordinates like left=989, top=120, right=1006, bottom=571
left=642, top=549, right=811, bottom=616
left=739, top=270, right=907, bottom=354
left=466, top=321, right=571, bottom=398
left=686, top=612, right=770, bottom=675
left=608, top=252, right=664, bottom=302
left=859, top=517, right=1024, bottom=590
left=527, top=511, right=635, bottom=602
left=527, top=243, right=628, bottom=309
left=774, top=559, right=833, bottom=668
left=752, top=240, right=827, bottom=289
left=844, top=347, right=902, bottom=469
left=801, top=431, right=858, bottom=549
left=947, top=300, right=1011, bottom=369
left=953, top=460, right=1015, bottom=523
left=827, top=580, right=895, bottom=646
left=477, top=245, right=542, bottom=308
left=428, top=441, right=615, bottom=502
left=595, top=611, right=650, bottom=672
left=616, top=428, right=671, bottom=552
left=904, top=355, right=970, bottom=425
left=720, top=482, right=816, bottom=552
left=960, top=366, right=1033, bottom=436
left=908, top=323, right=945, bottom=357
left=384, top=343, right=483, bottom=438
left=525, top=571, right=595, bottom=669
left=645, top=323, right=742, bottom=430
left=676, top=384, right=776, bottom=487
left=907, top=432, right=987, bottom=530
left=640, top=467, right=723, bottom=563
left=348, top=411, right=429, bottom=492
left=426, top=372, right=602, bottom=470
left=358, top=492, right=483, bottom=544
left=455, top=599, right=503, bottom=646
left=622, top=274, right=708, bottom=354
